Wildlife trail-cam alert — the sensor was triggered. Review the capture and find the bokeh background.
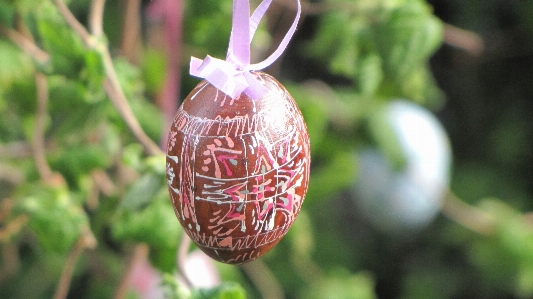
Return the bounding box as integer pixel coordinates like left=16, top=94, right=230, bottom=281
left=1, top=0, right=533, bottom=298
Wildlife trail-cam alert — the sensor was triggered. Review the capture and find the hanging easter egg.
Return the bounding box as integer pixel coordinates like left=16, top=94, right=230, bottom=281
left=166, top=0, right=310, bottom=264
left=352, top=100, right=452, bottom=234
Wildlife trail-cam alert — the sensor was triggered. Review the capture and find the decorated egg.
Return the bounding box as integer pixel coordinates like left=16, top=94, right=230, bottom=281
left=166, top=71, right=310, bottom=264
left=353, top=100, right=452, bottom=234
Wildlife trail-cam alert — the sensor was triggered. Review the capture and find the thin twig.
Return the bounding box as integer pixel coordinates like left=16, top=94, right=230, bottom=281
left=0, top=199, right=29, bottom=242
left=177, top=233, right=193, bottom=289
left=0, top=163, right=25, bottom=185
left=93, top=0, right=162, bottom=156
left=443, top=23, right=485, bottom=56
left=0, top=24, right=49, bottom=64
left=0, top=215, right=28, bottom=242
left=52, top=0, right=93, bottom=47
left=0, top=243, right=21, bottom=283
left=113, top=244, right=149, bottom=299
left=119, top=0, right=142, bottom=62
left=53, top=229, right=97, bottom=299
left=52, top=0, right=162, bottom=156
left=89, top=0, right=106, bottom=37
left=92, top=169, right=117, bottom=196
left=0, top=142, right=32, bottom=158
left=441, top=191, right=496, bottom=236
left=102, top=76, right=162, bottom=155
left=241, top=260, right=285, bottom=299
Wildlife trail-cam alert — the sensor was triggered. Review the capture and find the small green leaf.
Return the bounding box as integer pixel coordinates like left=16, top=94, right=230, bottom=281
left=372, top=1, right=443, bottom=81
left=306, top=151, right=357, bottom=204
left=113, top=190, right=181, bottom=271
left=367, top=103, right=407, bottom=171
left=51, top=144, right=110, bottom=185
left=82, top=49, right=106, bottom=99
left=120, top=173, right=165, bottom=211
left=13, top=182, right=89, bottom=253
left=37, top=16, right=85, bottom=76
left=301, top=269, right=377, bottom=299
left=357, top=53, right=383, bottom=96
left=0, top=40, right=34, bottom=90
left=142, top=49, right=167, bottom=93
left=195, top=282, right=247, bottom=299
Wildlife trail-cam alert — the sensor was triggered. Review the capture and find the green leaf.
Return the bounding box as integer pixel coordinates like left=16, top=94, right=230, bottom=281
left=142, top=49, right=167, bottom=94
left=194, top=282, right=247, bottom=299
left=13, top=182, right=89, bottom=253
left=36, top=9, right=86, bottom=76
left=50, top=144, right=110, bottom=185
left=130, top=99, right=163, bottom=142
left=113, top=190, right=181, bottom=271
left=82, top=49, right=106, bottom=100
left=357, top=53, right=383, bottom=96
left=372, top=1, right=443, bottom=81
left=366, top=103, right=407, bottom=171
left=308, top=11, right=362, bottom=78
left=113, top=57, right=145, bottom=102
left=470, top=199, right=533, bottom=297
left=0, top=3, right=14, bottom=26
left=120, top=173, right=165, bottom=211
left=122, top=143, right=144, bottom=171
left=306, top=151, right=357, bottom=204
left=301, top=269, right=377, bottom=299
left=0, top=40, right=34, bottom=91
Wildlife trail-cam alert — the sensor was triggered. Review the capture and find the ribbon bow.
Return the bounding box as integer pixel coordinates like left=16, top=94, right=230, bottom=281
left=190, top=0, right=301, bottom=100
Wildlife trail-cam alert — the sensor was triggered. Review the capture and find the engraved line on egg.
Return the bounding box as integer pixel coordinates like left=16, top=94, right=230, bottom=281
left=194, top=153, right=308, bottom=182
left=187, top=224, right=293, bottom=252
left=195, top=167, right=306, bottom=203
left=170, top=98, right=303, bottom=137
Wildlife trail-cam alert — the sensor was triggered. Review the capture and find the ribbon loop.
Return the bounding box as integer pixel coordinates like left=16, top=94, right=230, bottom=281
left=190, top=0, right=301, bottom=100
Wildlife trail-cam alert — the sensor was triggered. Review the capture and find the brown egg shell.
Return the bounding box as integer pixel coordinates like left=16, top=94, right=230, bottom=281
left=166, top=71, right=310, bottom=264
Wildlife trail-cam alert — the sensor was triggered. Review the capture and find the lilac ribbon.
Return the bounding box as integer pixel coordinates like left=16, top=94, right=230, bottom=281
left=190, top=0, right=301, bottom=99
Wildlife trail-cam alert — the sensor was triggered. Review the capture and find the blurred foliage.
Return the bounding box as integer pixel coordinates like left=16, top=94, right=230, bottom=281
left=1, top=0, right=533, bottom=299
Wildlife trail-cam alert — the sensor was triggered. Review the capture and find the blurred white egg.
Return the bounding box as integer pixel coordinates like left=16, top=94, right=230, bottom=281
left=353, top=100, right=452, bottom=233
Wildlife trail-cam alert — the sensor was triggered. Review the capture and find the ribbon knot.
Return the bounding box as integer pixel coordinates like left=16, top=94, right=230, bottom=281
left=189, top=0, right=301, bottom=100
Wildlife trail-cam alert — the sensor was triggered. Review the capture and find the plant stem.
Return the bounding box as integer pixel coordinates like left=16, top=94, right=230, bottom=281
left=119, top=0, right=142, bottom=63
left=0, top=24, right=49, bottom=64
left=89, top=0, right=106, bottom=37
left=241, top=260, right=285, bottom=299
left=443, top=23, right=485, bottom=56
left=53, top=0, right=163, bottom=156
left=52, top=0, right=93, bottom=47
left=441, top=191, right=496, bottom=236
left=53, top=230, right=97, bottom=299
left=177, top=233, right=193, bottom=289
